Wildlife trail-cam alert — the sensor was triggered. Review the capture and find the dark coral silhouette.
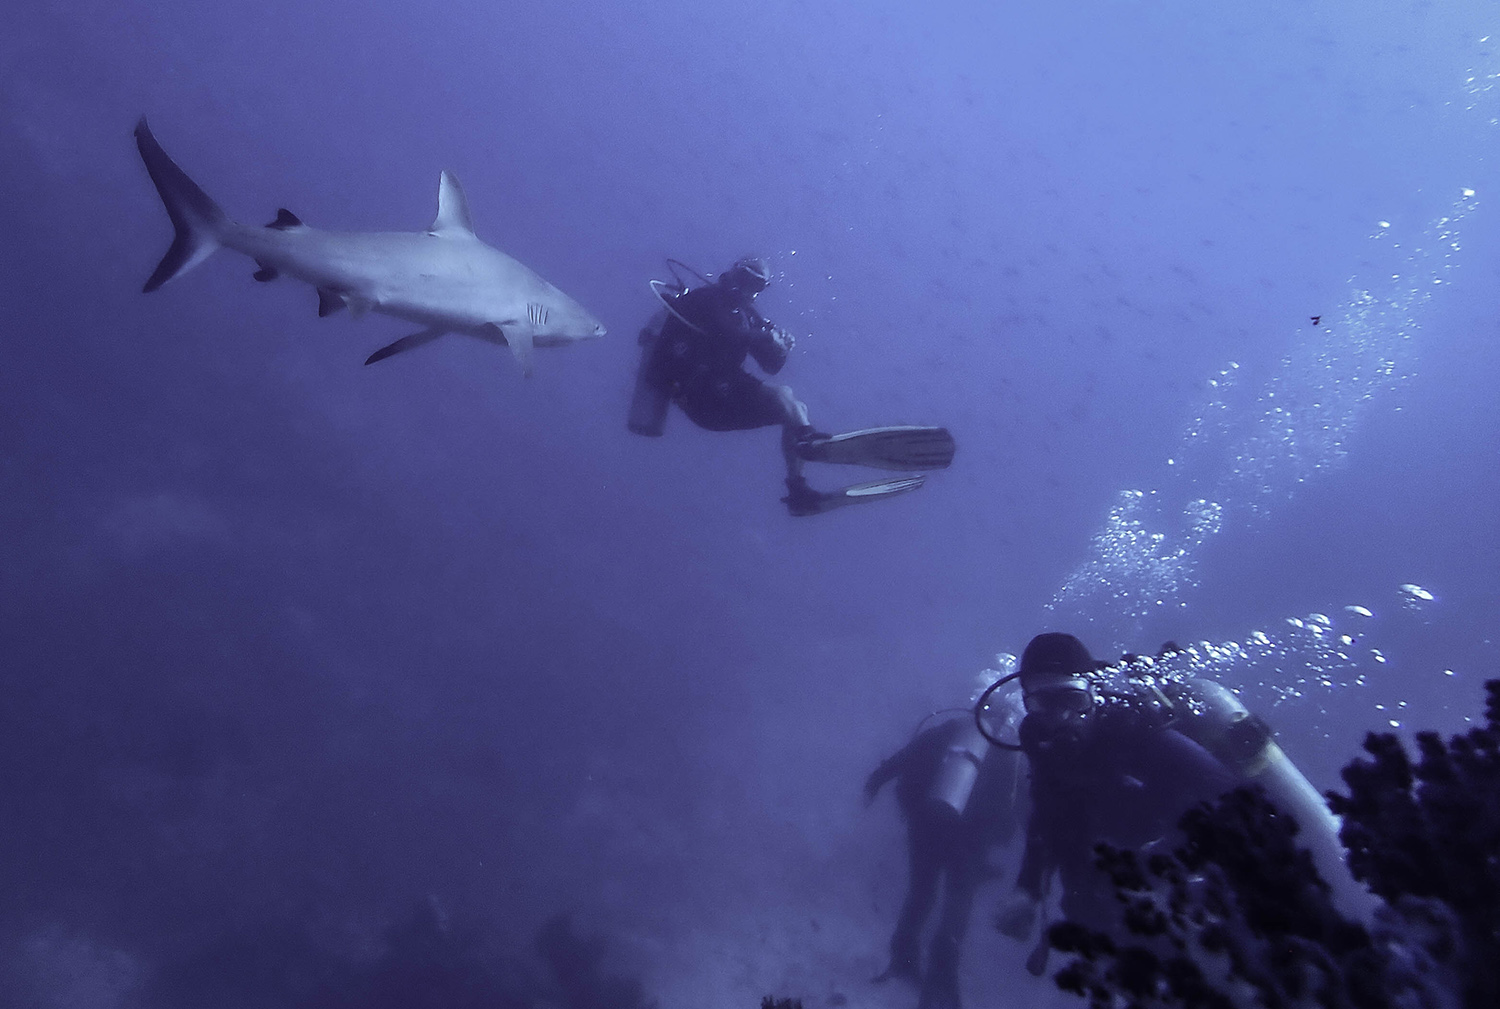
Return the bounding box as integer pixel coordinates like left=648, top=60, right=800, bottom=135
left=1044, top=680, right=1499, bottom=1009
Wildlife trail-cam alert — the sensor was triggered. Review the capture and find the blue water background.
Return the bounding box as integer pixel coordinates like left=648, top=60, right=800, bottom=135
left=1, top=1, right=1497, bottom=1004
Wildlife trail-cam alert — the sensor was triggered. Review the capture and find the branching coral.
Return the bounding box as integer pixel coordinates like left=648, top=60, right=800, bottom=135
left=1046, top=681, right=1499, bottom=1009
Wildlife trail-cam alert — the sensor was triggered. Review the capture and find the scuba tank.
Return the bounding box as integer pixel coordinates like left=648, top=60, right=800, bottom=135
left=627, top=307, right=670, bottom=436
left=1169, top=678, right=1335, bottom=830
left=1168, top=677, right=1375, bottom=918
left=927, top=718, right=993, bottom=817
left=627, top=260, right=711, bottom=437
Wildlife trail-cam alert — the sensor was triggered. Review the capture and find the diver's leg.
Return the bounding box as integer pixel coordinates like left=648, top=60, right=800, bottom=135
left=773, top=385, right=812, bottom=480
left=881, top=820, right=941, bottom=983
left=920, top=851, right=984, bottom=1009
left=683, top=373, right=827, bottom=512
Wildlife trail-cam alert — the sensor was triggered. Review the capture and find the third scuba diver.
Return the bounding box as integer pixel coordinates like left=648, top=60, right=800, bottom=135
left=627, top=257, right=956, bottom=516
left=865, top=691, right=1026, bottom=1009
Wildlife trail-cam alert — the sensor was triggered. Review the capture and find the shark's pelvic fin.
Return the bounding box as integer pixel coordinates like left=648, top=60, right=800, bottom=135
left=317, top=288, right=346, bottom=317
left=364, top=328, right=446, bottom=366
left=253, top=263, right=279, bottom=282
left=135, top=118, right=229, bottom=293
left=429, top=172, right=475, bottom=237
left=266, top=209, right=304, bottom=230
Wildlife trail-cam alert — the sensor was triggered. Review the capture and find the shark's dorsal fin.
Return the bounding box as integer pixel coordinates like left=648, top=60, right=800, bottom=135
left=266, top=208, right=304, bottom=230
left=429, top=172, right=475, bottom=237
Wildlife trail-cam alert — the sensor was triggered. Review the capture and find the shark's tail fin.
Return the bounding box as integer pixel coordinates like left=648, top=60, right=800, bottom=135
left=135, top=118, right=228, bottom=293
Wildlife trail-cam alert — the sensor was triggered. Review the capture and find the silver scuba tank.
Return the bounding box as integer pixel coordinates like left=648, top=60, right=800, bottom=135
left=927, top=719, right=993, bottom=816
left=1171, top=677, right=1375, bottom=918
left=627, top=310, right=670, bottom=437
left=1171, top=678, right=1339, bottom=832
left=629, top=274, right=711, bottom=437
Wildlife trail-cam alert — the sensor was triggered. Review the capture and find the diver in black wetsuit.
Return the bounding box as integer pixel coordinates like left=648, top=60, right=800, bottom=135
left=987, top=633, right=1365, bottom=976
left=628, top=257, right=956, bottom=516
left=995, top=636, right=1235, bottom=948
left=630, top=257, right=808, bottom=468
left=866, top=703, right=1025, bottom=1009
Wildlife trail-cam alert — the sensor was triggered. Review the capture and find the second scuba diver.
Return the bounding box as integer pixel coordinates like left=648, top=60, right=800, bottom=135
left=627, top=257, right=956, bottom=516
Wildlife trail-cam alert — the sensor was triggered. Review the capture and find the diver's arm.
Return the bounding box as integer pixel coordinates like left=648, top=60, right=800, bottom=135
left=1012, top=812, right=1056, bottom=902
left=865, top=723, right=947, bottom=805
left=995, top=830, right=1050, bottom=940
left=1013, top=849, right=1051, bottom=903
left=748, top=318, right=794, bottom=374
left=863, top=756, right=900, bottom=806
left=865, top=734, right=925, bottom=806
left=674, top=287, right=792, bottom=373
left=737, top=302, right=793, bottom=374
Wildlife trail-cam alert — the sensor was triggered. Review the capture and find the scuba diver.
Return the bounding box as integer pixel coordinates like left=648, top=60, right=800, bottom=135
left=628, top=257, right=956, bottom=516
left=864, top=696, right=1026, bottom=1009
left=979, top=633, right=1363, bottom=976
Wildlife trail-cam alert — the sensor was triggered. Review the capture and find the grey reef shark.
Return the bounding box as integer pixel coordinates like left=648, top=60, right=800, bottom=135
left=134, top=118, right=606, bottom=375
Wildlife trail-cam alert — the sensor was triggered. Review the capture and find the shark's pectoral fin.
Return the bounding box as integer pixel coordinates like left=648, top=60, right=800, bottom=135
left=483, top=322, right=533, bottom=377
left=253, top=262, right=278, bottom=282
left=365, top=328, right=446, bottom=366
left=317, top=288, right=346, bottom=317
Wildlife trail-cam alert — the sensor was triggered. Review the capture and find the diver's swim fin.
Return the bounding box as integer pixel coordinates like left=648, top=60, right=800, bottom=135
left=782, top=475, right=926, bottom=517
left=795, top=426, right=955, bottom=472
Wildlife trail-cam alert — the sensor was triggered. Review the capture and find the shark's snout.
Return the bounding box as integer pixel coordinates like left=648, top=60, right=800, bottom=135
left=592, top=322, right=608, bottom=338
